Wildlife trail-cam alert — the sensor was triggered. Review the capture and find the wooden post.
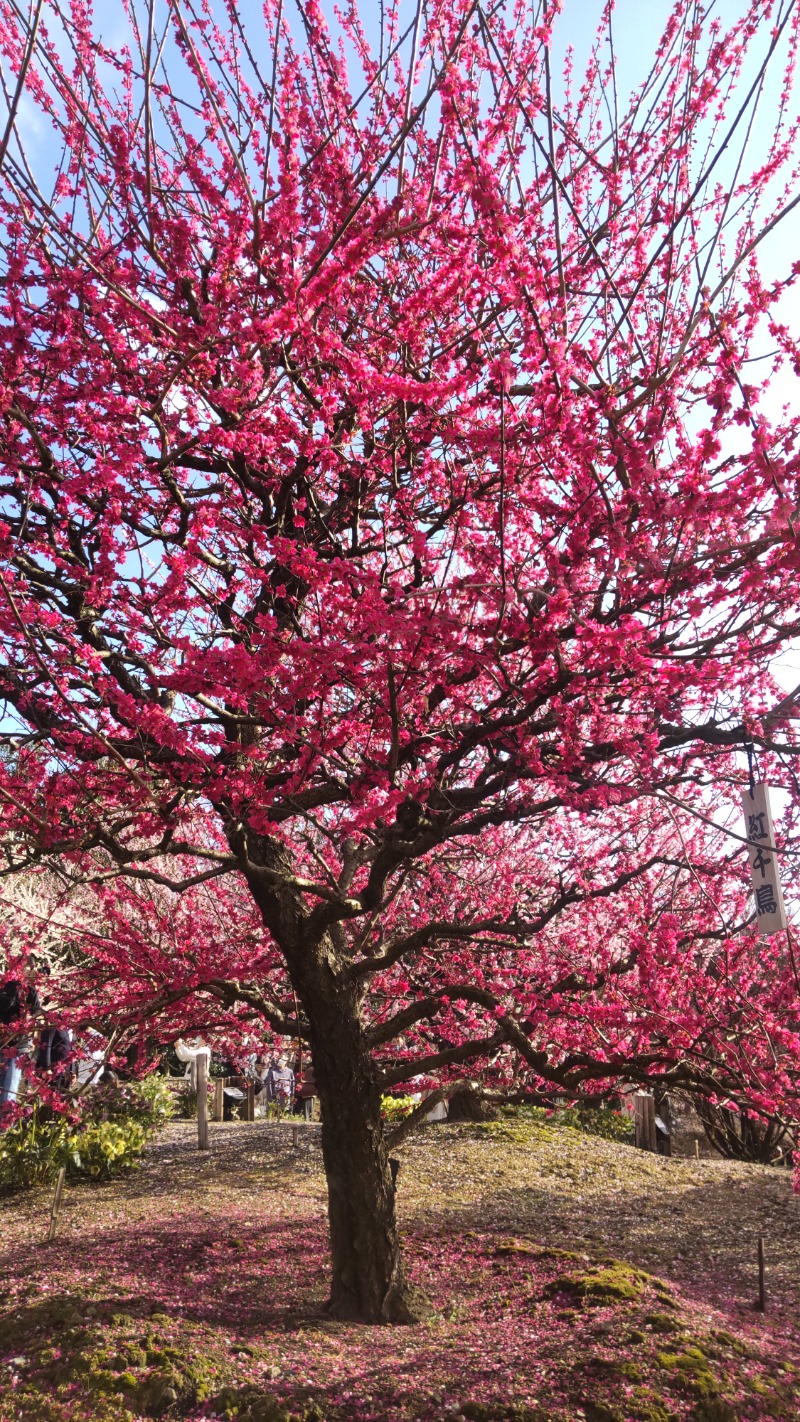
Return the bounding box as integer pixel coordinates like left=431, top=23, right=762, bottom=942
left=634, top=1092, right=657, bottom=1152
left=197, top=1052, right=209, bottom=1150
left=212, top=1077, right=224, bottom=1122
left=695, top=1138, right=700, bottom=1160
left=756, top=1236, right=766, bottom=1312
left=646, top=1095, right=657, bottom=1152
left=654, top=1094, right=672, bottom=1157
left=246, top=1083, right=255, bottom=1122
left=292, top=1124, right=299, bottom=1150
left=647, top=1095, right=657, bottom=1152
left=47, top=1166, right=66, bottom=1242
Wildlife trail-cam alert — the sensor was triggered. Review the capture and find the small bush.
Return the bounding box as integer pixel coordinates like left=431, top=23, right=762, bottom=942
left=88, top=1074, right=176, bottom=1132
left=128, top=1074, right=176, bottom=1128
left=0, top=1074, right=174, bottom=1193
left=173, top=1087, right=197, bottom=1118
left=0, top=1110, right=71, bottom=1190
left=66, top=1118, right=148, bottom=1179
left=566, top=1107, right=635, bottom=1145
left=381, top=1094, right=417, bottom=1124
left=501, top=1102, right=634, bottom=1145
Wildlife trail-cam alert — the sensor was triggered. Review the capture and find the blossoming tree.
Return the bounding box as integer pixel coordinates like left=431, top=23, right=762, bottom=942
left=16, top=799, right=798, bottom=1133
left=1, top=0, right=800, bottom=1319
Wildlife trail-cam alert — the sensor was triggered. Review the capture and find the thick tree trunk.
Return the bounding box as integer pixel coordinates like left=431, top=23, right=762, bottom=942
left=240, top=845, right=414, bottom=1322
left=308, top=989, right=413, bottom=1322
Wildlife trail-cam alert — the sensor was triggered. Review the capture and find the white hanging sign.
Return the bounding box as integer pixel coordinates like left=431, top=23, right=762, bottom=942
left=741, top=783, right=787, bottom=936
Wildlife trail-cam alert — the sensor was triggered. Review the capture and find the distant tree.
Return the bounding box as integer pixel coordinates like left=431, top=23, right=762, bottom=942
left=1, top=0, right=800, bottom=1319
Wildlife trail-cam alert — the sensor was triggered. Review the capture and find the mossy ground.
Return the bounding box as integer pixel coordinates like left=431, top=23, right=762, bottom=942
left=1, top=1117, right=798, bottom=1421
left=0, top=1298, right=322, bottom=1421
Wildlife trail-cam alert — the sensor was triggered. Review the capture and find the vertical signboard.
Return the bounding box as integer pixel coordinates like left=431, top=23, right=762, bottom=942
left=741, top=783, right=787, bottom=936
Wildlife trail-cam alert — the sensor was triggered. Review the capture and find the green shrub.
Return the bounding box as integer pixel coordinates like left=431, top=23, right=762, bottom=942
left=500, top=1104, right=550, bottom=1124
left=567, top=1107, right=635, bottom=1145
left=171, top=1086, right=197, bottom=1118
left=0, top=1074, right=175, bottom=1193
left=501, top=1102, right=634, bottom=1145
left=66, top=1118, right=148, bottom=1179
left=0, top=1110, right=71, bottom=1190
left=89, top=1075, right=176, bottom=1130
left=128, top=1073, right=176, bottom=1127
left=380, top=1094, right=417, bottom=1124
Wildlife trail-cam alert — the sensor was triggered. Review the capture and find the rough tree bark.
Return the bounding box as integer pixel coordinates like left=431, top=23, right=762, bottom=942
left=303, top=977, right=412, bottom=1322
left=240, top=838, right=414, bottom=1323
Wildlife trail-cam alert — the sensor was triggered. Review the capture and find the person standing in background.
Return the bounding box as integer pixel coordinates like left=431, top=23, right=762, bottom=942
left=266, top=1056, right=295, bottom=1113
left=251, top=1056, right=270, bottom=1116
left=0, top=965, right=42, bottom=1126
left=296, top=1059, right=317, bottom=1121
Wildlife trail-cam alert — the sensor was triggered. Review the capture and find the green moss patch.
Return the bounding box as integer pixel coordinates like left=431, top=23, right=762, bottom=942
left=494, top=1239, right=541, bottom=1258
left=210, top=1386, right=325, bottom=1421
left=546, top=1258, right=650, bottom=1303
left=494, top=1240, right=582, bottom=1264
left=586, top=1355, right=643, bottom=1383
left=655, top=1345, right=727, bottom=1405
left=0, top=1293, right=229, bottom=1419
left=643, top=1312, right=682, bottom=1334
left=626, top=1395, right=675, bottom=1422
left=690, top=1403, right=738, bottom=1422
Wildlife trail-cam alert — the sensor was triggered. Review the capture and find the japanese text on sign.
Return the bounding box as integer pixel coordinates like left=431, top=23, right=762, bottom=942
left=741, top=783, right=787, bottom=936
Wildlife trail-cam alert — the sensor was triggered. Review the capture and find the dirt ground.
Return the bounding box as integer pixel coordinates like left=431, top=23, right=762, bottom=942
left=39, top=1112, right=800, bottom=1319
left=1, top=1114, right=799, bottom=1422
left=396, top=1117, right=800, bottom=1318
